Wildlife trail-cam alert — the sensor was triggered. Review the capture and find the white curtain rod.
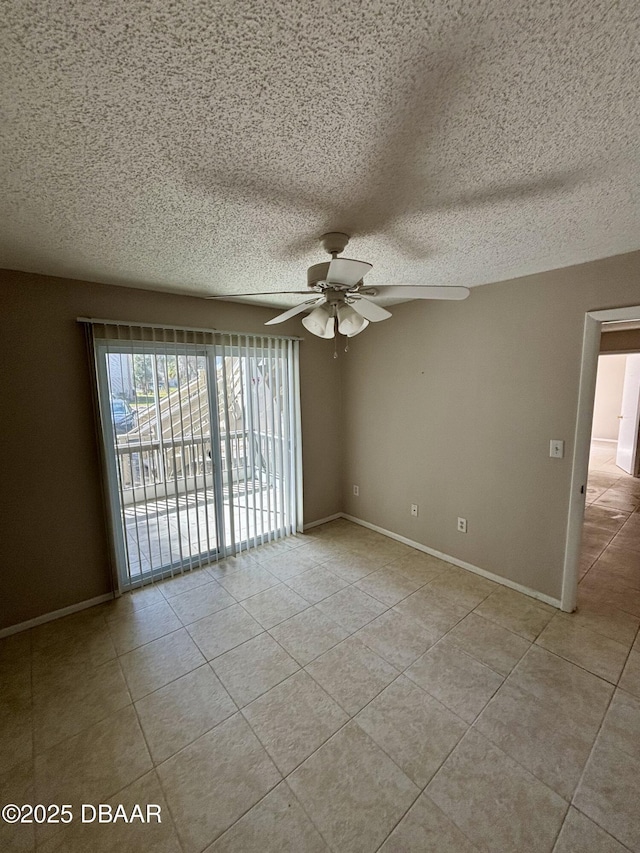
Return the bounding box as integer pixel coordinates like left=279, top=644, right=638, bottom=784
left=77, top=317, right=303, bottom=342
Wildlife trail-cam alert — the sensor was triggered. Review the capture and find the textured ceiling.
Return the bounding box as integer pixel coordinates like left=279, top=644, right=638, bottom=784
left=1, top=0, right=639, bottom=307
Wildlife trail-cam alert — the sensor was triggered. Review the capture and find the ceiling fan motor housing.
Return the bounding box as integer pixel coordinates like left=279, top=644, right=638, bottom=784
left=307, top=262, right=331, bottom=289
left=307, top=262, right=363, bottom=292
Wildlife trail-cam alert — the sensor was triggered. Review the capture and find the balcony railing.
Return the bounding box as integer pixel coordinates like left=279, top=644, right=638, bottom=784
left=114, top=429, right=278, bottom=506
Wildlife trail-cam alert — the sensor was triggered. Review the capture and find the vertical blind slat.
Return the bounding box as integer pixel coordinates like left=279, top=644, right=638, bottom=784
left=193, top=344, right=214, bottom=561
left=261, top=336, right=272, bottom=543
left=176, top=329, right=195, bottom=573
left=108, top=332, right=134, bottom=586
left=164, top=328, right=182, bottom=578
left=247, top=336, right=259, bottom=548
left=148, top=349, right=166, bottom=570
left=156, top=338, right=176, bottom=572
left=119, top=328, right=142, bottom=584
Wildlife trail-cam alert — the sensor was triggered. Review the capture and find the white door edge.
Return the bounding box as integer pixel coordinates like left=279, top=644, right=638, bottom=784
left=615, top=354, right=640, bottom=474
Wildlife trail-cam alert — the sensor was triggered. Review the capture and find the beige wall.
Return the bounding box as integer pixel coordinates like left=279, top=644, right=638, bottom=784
left=342, top=250, right=640, bottom=601
left=0, top=270, right=342, bottom=629
left=4, top=250, right=640, bottom=627
left=592, top=355, right=627, bottom=441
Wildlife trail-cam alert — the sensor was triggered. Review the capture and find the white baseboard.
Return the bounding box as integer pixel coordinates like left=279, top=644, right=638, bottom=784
left=0, top=593, right=115, bottom=639
left=341, top=513, right=561, bottom=610
left=0, top=515, right=339, bottom=637
left=303, top=513, right=343, bottom=530
left=0, top=512, right=560, bottom=637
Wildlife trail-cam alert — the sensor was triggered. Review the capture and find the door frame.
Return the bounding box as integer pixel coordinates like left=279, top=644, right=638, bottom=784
left=561, top=303, right=640, bottom=611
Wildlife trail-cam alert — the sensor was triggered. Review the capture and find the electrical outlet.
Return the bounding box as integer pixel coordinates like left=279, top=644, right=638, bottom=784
left=457, top=517, right=467, bottom=533
left=411, top=504, right=419, bottom=517
left=353, top=485, right=359, bottom=496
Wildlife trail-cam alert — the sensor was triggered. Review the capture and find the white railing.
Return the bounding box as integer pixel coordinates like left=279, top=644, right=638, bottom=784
left=114, top=430, right=279, bottom=505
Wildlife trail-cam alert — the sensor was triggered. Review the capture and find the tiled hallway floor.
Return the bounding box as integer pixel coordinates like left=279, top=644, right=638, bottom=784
left=2, top=483, right=640, bottom=850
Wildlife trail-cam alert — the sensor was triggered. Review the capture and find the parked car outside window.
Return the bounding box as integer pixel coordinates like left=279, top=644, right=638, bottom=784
left=110, top=398, right=137, bottom=434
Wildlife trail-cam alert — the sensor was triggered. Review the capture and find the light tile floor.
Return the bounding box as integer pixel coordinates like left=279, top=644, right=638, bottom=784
left=1, top=451, right=640, bottom=851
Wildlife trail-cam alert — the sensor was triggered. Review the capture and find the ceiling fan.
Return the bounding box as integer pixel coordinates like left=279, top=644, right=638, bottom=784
left=207, top=232, right=469, bottom=339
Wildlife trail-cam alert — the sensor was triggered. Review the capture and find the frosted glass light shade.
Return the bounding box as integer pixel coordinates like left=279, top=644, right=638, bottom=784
left=337, top=303, right=369, bottom=337
left=302, top=304, right=335, bottom=338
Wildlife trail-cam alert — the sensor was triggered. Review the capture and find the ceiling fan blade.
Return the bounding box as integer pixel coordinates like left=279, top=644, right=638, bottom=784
left=351, top=297, right=393, bottom=322
left=206, top=291, right=313, bottom=300
left=326, top=258, right=373, bottom=287
left=365, top=285, right=470, bottom=300
left=264, top=298, right=323, bottom=325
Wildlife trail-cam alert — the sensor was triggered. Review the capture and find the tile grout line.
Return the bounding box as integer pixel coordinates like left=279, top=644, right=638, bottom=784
left=460, top=641, right=622, bottom=814
left=285, top=633, right=479, bottom=790
left=32, top=639, right=204, bottom=761
left=616, top=618, right=640, bottom=690
left=138, top=763, right=186, bottom=853
left=547, top=801, right=572, bottom=852
left=532, top=621, right=632, bottom=686
left=138, top=659, right=239, bottom=763
left=569, top=803, right=636, bottom=853
left=467, top=680, right=592, bottom=812
left=372, top=788, right=481, bottom=853
left=283, top=702, right=423, bottom=853
left=30, top=618, right=127, bottom=759
left=227, top=663, right=401, bottom=853
left=277, top=777, right=338, bottom=853
left=301, top=643, right=401, bottom=720
left=567, top=676, right=624, bottom=845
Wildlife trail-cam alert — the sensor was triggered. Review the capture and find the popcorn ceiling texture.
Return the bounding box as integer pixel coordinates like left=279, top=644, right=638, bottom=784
left=1, top=0, right=639, bottom=305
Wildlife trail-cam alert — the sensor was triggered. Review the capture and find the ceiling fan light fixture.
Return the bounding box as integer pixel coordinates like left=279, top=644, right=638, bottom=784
left=302, top=304, right=335, bottom=338
left=337, top=303, right=369, bottom=337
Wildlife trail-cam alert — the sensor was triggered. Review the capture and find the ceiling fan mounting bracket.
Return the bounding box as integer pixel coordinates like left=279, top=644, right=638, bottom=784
left=320, top=232, right=350, bottom=256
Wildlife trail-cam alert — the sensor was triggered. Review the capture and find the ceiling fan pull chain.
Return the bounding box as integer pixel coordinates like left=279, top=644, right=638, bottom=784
left=333, top=335, right=338, bottom=359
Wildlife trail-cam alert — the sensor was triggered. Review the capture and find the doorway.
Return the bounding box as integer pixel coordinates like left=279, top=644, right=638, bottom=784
left=589, top=351, right=640, bottom=482
left=562, top=307, right=640, bottom=612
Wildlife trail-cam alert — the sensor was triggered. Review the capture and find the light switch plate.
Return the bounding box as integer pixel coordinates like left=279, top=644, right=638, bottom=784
left=550, top=440, right=564, bottom=459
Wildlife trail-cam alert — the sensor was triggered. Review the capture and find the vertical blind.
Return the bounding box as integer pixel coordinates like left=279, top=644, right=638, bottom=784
left=82, top=320, right=303, bottom=591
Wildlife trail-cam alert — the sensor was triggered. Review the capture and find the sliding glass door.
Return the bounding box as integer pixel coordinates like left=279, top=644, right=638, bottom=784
left=212, top=337, right=300, bottom=552
left=91, top=329, right=301, bottom=591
